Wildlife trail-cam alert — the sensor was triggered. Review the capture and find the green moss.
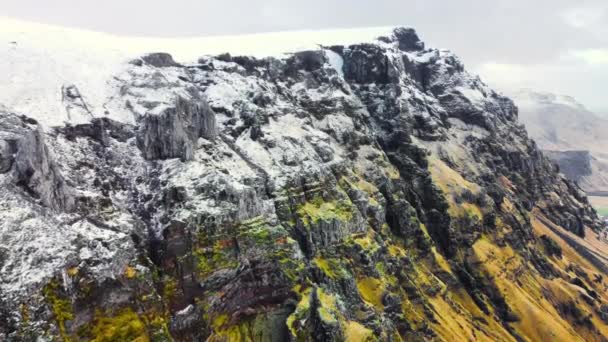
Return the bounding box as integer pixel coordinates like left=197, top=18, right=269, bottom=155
left=353, top=233, right=380, bottom=254
left=194, top=239, right=239, bottom=277
left=88, top=308, right=148, bottom=342
left=313, top=256, right=348, bottom=279
left=317, top=288, right=340, bottom=325
left=43, top=279, right=74, bottom=341
left=339, top=176, right=380, bottom=207
left=287, top=287, right=312, bottom=337
left=296, top=196, right=354, bottom=226
left=209, top=315, right=276, bottom=342
left=163, top=277, right=178, bottom=303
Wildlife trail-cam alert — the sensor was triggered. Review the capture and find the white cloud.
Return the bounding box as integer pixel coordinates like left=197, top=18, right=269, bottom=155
left=473, top=57, right=608, bottom=113
left=560, top=6, right=606, bottom=28
left=570, top=49, right=608, bottom=65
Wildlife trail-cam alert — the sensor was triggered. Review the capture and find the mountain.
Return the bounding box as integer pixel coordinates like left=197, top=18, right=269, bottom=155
left=1, top=19, right=607, bottom=341
left=513, top=90, right=608, bottom=193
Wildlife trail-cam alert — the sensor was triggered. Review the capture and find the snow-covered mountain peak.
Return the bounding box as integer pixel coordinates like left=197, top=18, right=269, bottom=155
left=1, top=17, right=424, bottom=128
left=512, top=88, right=587, bottom=111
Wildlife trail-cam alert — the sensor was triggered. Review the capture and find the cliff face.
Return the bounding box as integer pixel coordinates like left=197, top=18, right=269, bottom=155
left=1, top=28, right=607, bottom=341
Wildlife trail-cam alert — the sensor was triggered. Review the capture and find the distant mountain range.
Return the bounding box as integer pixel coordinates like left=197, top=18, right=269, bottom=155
left=513, top=90, right=608, bottom=194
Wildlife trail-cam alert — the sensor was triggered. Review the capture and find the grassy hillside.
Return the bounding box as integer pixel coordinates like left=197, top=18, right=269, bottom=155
left=589, top=196, right=608, bottom=216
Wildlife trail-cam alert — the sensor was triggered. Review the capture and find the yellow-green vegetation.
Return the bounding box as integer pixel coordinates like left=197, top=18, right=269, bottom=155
left=194, top=239, right=238, bottom=277
left=352, top=232, right=381, bottom=254
left=589, top=196, right=608, bottom=217
left=313, top=256, right=348, bottom=279
left=296, top=196, right=354, bottom=226
left=238, top=216, right=274, bottom=244
left=163, top=277, right=178, bottom=303
left=43, top=279, right=74, bottom=341
left=286, top=287, right=312, bottom=338
left=356, top=277, right=385, bottom=310
left=428, top=156, right=479, bottom=195
left=271, top=236, right=306, bottom=281
left=124, top=265, right=137, bottom=279
left=428, top=156, right=486, bottom=222
left=461, top=203, right=483, bottom=221
left=388, top=244, right=406, bottom=258
left=590, top=198, right=608, bottom=217
left=67, top=267, right=79, bottom=277
left=339, top=175, right=380, bottom=207
left=211, top=313, right=230, bottom=331
left=208, top=314, right=278, bottom=342
left=317, top=288, right=340, bottom=325
left=88, top=308, right=148, bottom=342
left=344, top=321, right=375, bottom=341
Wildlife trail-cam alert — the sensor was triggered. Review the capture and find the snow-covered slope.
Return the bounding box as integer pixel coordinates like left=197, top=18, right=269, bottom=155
left=0, top=17, right=391, bottom=127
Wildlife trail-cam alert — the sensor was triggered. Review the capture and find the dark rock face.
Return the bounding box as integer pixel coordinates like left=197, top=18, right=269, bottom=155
left=544, top=150, right=593, bottom=183
left=12, top=128, right=74, bottom=211
left=379, top=27, right=425, bottom=51
left=136, top=96, right=217, bottom=160
left=140, top=52, right=182, bottom=67
left=1, top=27, right=607, bottom=342
left=0, top=111, right=74, bottom=211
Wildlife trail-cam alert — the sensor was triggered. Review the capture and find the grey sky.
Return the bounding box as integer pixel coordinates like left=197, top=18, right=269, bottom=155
left=4, top=0, right=608, bottom=112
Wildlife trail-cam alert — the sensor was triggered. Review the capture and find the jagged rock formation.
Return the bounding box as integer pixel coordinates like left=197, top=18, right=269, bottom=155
left=137, top=96, right=217, bottom=161
left=1, top=28, right=608, bottom=342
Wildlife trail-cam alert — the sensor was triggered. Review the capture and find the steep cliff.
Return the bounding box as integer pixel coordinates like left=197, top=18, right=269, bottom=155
left=1, top=27, right=607, bottom=342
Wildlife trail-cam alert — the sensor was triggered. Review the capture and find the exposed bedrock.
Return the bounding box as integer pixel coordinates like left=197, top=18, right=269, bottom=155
left=136, top=96, right=217, bottom=161
left=0, top=111, right=74, bottom=211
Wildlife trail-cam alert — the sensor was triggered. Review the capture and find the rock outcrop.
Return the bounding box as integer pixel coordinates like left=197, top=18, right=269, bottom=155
left=136, top=96, right=217, bottom=161
left=1, top=28, right=607, bottom=342
left=0, top=111, right=74, bottom=211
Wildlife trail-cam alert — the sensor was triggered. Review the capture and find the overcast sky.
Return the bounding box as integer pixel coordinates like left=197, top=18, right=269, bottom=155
left=4, top=0, right=608, bottom=113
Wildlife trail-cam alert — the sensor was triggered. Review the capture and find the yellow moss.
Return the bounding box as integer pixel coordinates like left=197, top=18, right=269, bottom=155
left=287, top=288, right=312, bottom=337
left=353, top=231, right=380, bottom=254
left=356, top=277, right=385, bottom=310
left=470, top=234, right=587, bottom=342
left=124, top=266, right=137, bottom=279
left=212, top=314, right=230, bottom=330
left=462, top=203, right=483, bottom=220
left=388, top=244, right=406, bottom=258
left=296, top=196, right=354, bottom=225
left=428, top=156, right=480, bottom=195
left=313, top=257, right=346, bottom=279
left=431, top=247, right=452, bottom=273
left=43, top=280, right=74, bottom=341
left=194, top=240, right=238, bottom=277
left=344, top=321, right=374, bottom=341
left=67, top=267, right=79, bottom=277
left=20, top=303, right=29, bottom=323
left=317, top=288, right=340, bottom=324
left=163, top=277, right=178, bottom=302
left=90, top=308, right=148, bottom=342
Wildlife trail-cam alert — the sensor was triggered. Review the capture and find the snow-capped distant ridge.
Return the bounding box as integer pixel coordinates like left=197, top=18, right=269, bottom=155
left=512, top=88, right=587, bottom=111
left=0, top=16, right=422, bottom=128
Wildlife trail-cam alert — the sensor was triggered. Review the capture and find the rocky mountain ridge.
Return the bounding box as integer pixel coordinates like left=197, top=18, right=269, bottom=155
left=0, top=26, right=607, bottom=341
